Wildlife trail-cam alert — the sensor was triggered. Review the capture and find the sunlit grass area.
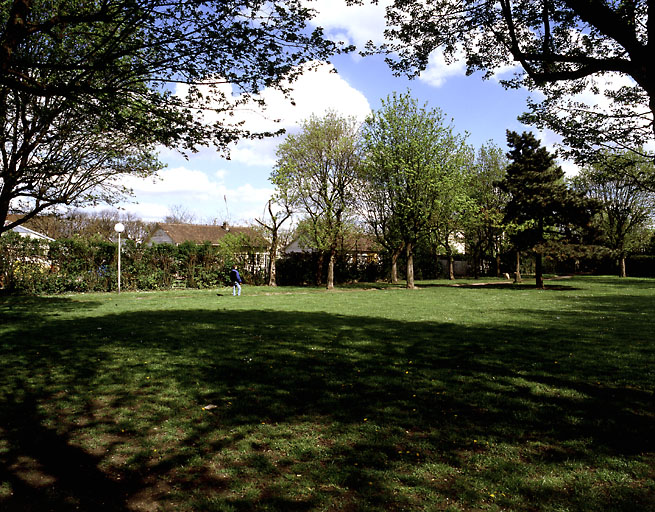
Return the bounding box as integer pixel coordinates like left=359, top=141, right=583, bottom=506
left=1, top=276, right=654, bottom=511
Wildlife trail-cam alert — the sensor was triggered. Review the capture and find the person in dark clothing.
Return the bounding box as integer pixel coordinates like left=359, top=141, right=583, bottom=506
left=230, top=265, right=242, bottom=296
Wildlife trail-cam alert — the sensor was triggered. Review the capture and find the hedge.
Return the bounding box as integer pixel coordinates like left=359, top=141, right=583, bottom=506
left=0, top=233, right=266, bottom=294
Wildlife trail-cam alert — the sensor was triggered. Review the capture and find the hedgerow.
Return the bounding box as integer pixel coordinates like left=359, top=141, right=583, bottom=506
left=0, top=233, right=265, bottom=293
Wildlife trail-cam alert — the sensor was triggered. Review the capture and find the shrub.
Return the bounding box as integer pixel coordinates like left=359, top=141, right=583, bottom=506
left=1, top=233, right=270, bottom=294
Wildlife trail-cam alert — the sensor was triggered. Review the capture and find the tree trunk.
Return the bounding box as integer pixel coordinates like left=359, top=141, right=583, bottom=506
left=390, top=247, right=401, bottom=284
left=267, top=231, right=278, bottom=286
left=619, top=256, right=627, bottom=278
left=535, top=252, right=544, bottom=289
left=514, top=250, right=522, bottom=283
left=447, top=246, right=455, bottom=280
left=535, top=218, right=545, bottom=289
left=406, top=241, right=415, bottom=289
left=326, top=248, right=336, bottom=290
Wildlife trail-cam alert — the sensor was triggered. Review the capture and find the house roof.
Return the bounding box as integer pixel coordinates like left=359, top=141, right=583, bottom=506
left=343, top=234, right=382, bottom=253
left=284, top=233, right=382, bottom=254
left=3, top=217, right=55, bottom=241
left=11, top=224, right=55, bottom=241
left=148, top=223, right=268, bottom=247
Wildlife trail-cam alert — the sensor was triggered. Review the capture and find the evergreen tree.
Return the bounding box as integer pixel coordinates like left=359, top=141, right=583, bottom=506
left=499, top=131, right=594, bottom=289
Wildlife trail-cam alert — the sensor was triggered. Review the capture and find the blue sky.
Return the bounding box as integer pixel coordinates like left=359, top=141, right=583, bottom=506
left=111, top=1, right=548, bottom=225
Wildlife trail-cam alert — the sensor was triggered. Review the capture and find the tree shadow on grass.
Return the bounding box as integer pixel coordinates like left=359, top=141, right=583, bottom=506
left=419, top=282, right=582, bottom=291
left=0, top=294, right=102, bottom=322
left=1, top=296, right=654, bottom=511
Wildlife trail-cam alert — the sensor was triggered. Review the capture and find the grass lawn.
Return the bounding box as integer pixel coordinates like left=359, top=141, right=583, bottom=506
left=1, top=276, right=654, bottom=511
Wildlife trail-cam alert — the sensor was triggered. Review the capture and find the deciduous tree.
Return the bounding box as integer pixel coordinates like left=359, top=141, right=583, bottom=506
left=1, top=1, right=341, bottom=233
left=573, top=151, right=655, bottom=277
left=359, top=91, right=470, bottom=288
left=464, top=142, right=510, bottom=278
left=430, top=146, right=475, bottom=280
left=358, top=144, right=404, bottom=284
left=255, top=195, right=294, bottom=286
left=272, top=111, right=361, bottom=290
left=377, top=0, right=654, bottom=163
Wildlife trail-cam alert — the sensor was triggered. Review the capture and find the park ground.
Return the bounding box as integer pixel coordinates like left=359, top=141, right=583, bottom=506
left=1, top=276, right=654, bottom=511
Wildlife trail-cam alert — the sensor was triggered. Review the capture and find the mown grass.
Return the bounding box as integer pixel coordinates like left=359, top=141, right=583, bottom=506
left=1, top=276, right=654, bottom=511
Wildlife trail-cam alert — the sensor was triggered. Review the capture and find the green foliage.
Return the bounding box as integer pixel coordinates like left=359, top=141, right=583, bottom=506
left=276, top=250, right=384, bottom=286
left=499, top=131, right=597, bottom=287
left=380, top=0, right=653, bottom=161
left=1, top=0, right=342, bottom=233
left=0, top=232, right=52, bottom=294
left=463, top=142, right=511, bottom=277
left=573, top=151, right=655, bottom=261
left=359, top=91, right=471, bottom=286
left=0, top=234, right=265, bottom=293
left=624, top=255, right=655, bottom=277
left=273, top=111, right=361, bottom=288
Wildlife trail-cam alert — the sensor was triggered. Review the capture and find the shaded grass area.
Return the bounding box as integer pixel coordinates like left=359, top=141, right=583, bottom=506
left=1, top=277, right=654, bottom=511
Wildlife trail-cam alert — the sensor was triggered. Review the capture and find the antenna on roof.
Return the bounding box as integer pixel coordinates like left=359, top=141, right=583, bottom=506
left=224, top=194, right=229, bottom=221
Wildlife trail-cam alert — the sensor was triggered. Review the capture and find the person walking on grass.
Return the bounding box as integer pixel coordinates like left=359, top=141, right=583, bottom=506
left=230, top=264, right=243, bottom=296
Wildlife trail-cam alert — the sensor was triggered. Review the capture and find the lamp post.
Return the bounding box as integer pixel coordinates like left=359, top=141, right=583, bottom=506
left=114, top=223, right=125, bottom=293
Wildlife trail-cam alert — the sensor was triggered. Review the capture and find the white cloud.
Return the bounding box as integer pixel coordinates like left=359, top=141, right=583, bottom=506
left=560, top=159, right=580, bottom=177
left=418, top=48, right=467, bottom=88
left=307, top=0, right=390, bottom=48
left=573, top=73, right=636, bottom=112
left=114, top=61, right=372, bottom=224
left=123, top=166, right=223, bottom=198
left=114, top=164, right=275, bottom=223
left=175, top=62, right=370, bottom=135
left=222, top=183, right=276, bottom=224
left=230, top=138, right=281, bottom=168
left=227, top=62, right=371, bottom=166
left=233, top=62, right=371, bottom=130
left=309, top=0, right=471, bottom=89
left=119, top=202, right=171, bottom=222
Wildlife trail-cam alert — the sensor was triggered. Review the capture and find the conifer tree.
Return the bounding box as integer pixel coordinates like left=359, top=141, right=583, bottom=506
left=499, top=131, right=594, bottom=288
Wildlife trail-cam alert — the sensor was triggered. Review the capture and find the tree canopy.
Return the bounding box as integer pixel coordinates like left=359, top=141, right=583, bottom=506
left=255, top=195, right=294, bottom=286
left=572, top=151, right=655, bottom=277
left=499, top=131, right=595, bottom=288
left=359, top=91, right=470, bottom=288
left=379, top=0, right=653, bottom=163
left=0, top=0, right=341, bottom=233
left=272, top=111, right=361, bottom=290
left=463, top=142, right=510, bottom=277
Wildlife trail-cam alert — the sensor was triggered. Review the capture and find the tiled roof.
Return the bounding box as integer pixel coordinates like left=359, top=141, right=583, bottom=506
left=150, top=223, right=268, bottom=247
left=285, top=233, right=382, bottom=253
left=343, top=234, right=382, bottom=253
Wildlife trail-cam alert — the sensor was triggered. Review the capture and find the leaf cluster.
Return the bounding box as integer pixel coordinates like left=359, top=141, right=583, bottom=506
left=1, top=0, right=343, bottom=232
left=359, top=91, right=471, bottom=250
left=378, top=0, right=653, bottom=161
left=499, top=130, right=597, bottom=252
left=572, top=150, right=655, bottom=256
left=272, top=111, right=361, bottom=252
